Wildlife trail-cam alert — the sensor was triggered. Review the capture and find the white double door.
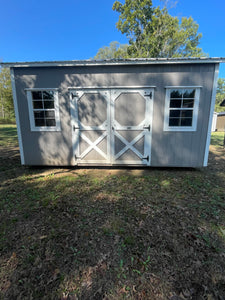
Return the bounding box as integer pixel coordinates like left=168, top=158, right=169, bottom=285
left=70, top=88, right=153, bottom=166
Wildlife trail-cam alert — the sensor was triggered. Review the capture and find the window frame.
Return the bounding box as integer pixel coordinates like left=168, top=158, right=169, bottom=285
left=26, top=88, right=61, bottom=132
left=163, top=86, right=201, bottom=132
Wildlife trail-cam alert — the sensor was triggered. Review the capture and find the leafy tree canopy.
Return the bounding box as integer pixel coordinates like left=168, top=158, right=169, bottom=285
left=93, top=41, right=128, bottom=59
left=94, top=0, right=206, bottom=59
left=215, top=78, right=225, bottom=113
left=112, top=0, right=205, bottom=58
left=0, top=67, right=14, bottom=120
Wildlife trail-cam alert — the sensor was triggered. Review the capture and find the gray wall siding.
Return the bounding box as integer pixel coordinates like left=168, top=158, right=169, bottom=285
left=14, top=63, right=215, bottom=167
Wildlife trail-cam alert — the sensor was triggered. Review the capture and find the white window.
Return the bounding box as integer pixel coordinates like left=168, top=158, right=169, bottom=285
left=26, top=89, right=61, bottom=131
left=164, top=87, right=200, bottom=131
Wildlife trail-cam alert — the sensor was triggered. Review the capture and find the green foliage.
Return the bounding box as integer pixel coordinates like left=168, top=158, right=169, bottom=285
left=215, top=78, right=225, bottom=112
left=94, top=41, right=129, bottom=59
left=112, top=0, right=154, bottom=42
left=112, top=0, right=205, bottom=58
left=0, top=68, right=14, bottom=120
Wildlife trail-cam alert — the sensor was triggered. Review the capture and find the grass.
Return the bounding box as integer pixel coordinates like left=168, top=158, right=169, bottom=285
left=0, top=124, right=18, bottom=147
left=211, top=131, right=225, bottom=147
left=0, top=125, right=225, bottom=299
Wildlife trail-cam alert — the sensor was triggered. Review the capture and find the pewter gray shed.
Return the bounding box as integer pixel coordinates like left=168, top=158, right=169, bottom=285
left=2, top=58, right=225, bottom=167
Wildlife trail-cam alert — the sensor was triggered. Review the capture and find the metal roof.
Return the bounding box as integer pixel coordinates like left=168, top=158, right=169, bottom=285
left=1, top=57, right=225, bottom=68
left=218, top=111, right=225, bottom=116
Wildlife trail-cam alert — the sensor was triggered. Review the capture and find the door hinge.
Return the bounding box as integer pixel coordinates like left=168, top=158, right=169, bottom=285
left=143, top=125, right=151, bottom=131
left=145, top=92, right=152, bottom=99
left=73, top=125, right=80, bottom=131
left=142, top=155, right=149, bottom=161
left=71, top=92, right=79, bottom=99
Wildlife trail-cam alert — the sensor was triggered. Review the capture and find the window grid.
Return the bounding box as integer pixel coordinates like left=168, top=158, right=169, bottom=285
left=169, top=89, right=195, bottom=127
left=27, top=89, right=61, bottom=132
left=32, top=91, right=56, bottom=127
left=164, top=87, right=200, bottom=132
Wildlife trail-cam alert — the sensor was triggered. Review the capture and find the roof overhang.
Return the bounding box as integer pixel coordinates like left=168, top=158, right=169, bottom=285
left=1, top=57, right=225, bottom=68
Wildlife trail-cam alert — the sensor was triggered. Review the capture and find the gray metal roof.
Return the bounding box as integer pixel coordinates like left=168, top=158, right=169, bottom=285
left=1, top=57, right=225, bottom=68
left=218, top=111, right=225, bottom=116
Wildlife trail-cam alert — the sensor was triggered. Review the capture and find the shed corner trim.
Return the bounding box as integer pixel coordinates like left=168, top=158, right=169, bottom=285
left=203, top=63, right=220, bottom=166
left=10, top=68, right=25, bottom=165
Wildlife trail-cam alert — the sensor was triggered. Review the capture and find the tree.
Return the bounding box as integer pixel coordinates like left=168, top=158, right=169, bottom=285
left=215, top=78, right=225, bottom=113
left=93, top=41, right=128, bottom=59
left=112, top=0, right=205, bottom=58
left=0, top=67, right=14, bottom=120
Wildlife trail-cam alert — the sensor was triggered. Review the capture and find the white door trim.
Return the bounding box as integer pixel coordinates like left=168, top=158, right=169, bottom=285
left=70, top=89, right=110, bottom=164
left=110, top=88, right=153, bottom=166
left=70, top=87, right=154, bottom=166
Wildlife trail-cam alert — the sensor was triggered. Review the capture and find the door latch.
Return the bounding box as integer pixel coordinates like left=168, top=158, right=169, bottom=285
left=143, top=125, right=151, bottom=131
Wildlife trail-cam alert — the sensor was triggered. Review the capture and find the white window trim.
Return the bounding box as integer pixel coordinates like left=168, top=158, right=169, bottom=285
left=163, top=87, right=200, bottom=132
left=27, top=89, right=61, bottom=132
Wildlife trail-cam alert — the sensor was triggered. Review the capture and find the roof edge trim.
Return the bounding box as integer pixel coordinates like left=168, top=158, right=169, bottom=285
left=1, top=57, right=225, bottom=68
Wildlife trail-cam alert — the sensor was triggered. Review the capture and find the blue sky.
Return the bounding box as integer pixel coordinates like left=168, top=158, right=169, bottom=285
left=0, top=0, right=224, bottom=77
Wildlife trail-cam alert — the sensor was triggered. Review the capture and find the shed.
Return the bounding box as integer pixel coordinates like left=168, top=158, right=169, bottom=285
left=211, top=112, right=218, bottom=132
left=216, top=112, right=225, bottom=131
left=1, top=57, right=225, bottom=167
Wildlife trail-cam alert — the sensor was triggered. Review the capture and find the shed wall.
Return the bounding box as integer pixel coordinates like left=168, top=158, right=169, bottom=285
left=14, top=63, right=215, bottom=167
left=216, top=115, right=225, bottom=131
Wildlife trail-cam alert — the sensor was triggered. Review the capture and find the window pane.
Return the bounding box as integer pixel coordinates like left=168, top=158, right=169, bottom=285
left=183, top=89, right=195, bottom=98
left=170, top=90, right=182, bottom=98
left=170, top=99, right=182, bottom=108
left=34, top=111, right=44, bottom=119
left=44, top=100, right=54, bottom=109
left=169, top=118, right=180, bottom=126
left=181, top=118, right=192, bottom=126
left=183, top=99, right=194, bottom=108
left=170, top=110, right=181, bottom=118
left=45, top=111, right=55, bottom=118
left=32, top=91, right=42, bottom=100
left=43, top=91, right=54, bottom=100
left=181, top=110, right=193, bottom=118
left=35, top=118, right=45, bottom=126
left=46, top=119, right=56, bottom=126
left=33, top=101, right=43, bottom=109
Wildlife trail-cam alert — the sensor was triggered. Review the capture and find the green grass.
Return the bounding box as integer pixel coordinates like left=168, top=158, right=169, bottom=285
left=0, top=124, right=18, bottom=147
left=0, top=124, right=225, bottom=299
left=211, top=131, right=225, bottom=147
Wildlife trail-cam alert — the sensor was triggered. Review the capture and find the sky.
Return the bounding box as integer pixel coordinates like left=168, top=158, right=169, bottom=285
left=0, top=0, right=225, bottom=77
